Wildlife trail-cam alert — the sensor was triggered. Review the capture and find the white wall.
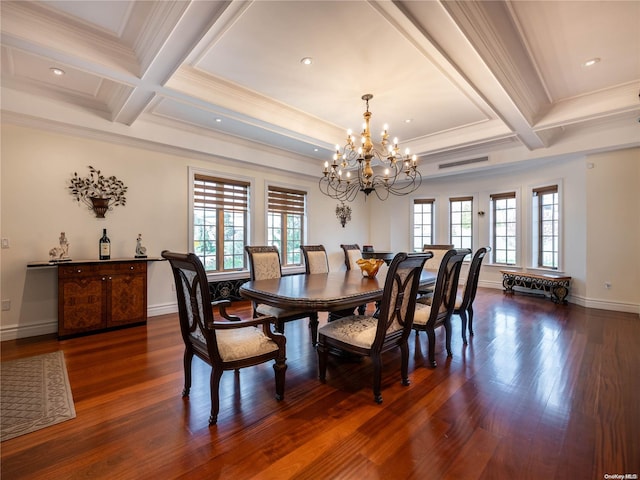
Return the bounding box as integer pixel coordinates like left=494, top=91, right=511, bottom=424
left=585, top=148, right=640, bottom=310
left=0, top=124, right=367, bottom=339
left=368, top=152, right=639, bottom=312
left=2, top=124, right=638, bottom=339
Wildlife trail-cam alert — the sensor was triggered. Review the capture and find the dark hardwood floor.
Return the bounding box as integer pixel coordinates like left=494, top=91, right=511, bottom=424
left=2, top=289, right=639, bottom=479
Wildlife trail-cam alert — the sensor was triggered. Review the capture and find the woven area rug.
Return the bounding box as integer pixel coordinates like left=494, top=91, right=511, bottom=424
left=1, top=351, right=76, bottom=442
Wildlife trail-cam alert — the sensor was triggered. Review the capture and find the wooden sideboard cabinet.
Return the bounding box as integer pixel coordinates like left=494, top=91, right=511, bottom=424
left=57, top=260, right=148, bottom=338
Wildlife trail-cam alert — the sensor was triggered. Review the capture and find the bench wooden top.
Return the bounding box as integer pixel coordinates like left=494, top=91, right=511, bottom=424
left=500, top=270, right=571, bottom=281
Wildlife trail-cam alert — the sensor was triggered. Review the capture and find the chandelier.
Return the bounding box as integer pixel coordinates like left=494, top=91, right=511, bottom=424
left=319, top=94, right=422, bottom=202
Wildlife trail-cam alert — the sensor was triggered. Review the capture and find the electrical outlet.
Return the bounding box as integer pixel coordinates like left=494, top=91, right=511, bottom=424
left=1, top=238, right=9, bottom=249
left=1, top=300, right=10, bottom=311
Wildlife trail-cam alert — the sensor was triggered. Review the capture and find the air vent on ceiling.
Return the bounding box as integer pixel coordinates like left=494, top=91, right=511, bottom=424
left=438, top=156, right=489, bottom=169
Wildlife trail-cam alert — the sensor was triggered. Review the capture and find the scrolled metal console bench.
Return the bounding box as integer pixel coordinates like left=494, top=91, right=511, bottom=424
left=500, top=269, right=571, bottom=304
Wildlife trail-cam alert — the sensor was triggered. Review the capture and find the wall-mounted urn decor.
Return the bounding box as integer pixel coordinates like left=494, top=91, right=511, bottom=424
left=68, top=166, right=128, bottom=218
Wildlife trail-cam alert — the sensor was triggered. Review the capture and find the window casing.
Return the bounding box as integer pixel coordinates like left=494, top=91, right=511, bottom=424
left=267, top=186, right=306, bottom=267
left=193, top=173, right=249, bottom=273
left=533, top=185, right=559, bottom=269
left=491, top=192, right=517, bottom=265
left=449, top=196, right=473, bottom=250
left=413, top=198, right=434, bottom=252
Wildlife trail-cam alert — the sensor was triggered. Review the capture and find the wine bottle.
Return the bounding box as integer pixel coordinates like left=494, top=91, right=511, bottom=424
left=99, top=228, right=111, bottom=260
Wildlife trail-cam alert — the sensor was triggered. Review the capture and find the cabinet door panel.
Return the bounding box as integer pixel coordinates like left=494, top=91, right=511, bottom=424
left=108, top=273, right=147, bottom=326
left=59, top=277, right=106, bottom=335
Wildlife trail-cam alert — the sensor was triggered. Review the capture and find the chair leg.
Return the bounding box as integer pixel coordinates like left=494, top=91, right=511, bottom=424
left=275, top=319, right=285, bottom=334
left=357, top=304, right=366, bottom=315
left=459, top=309, right=468, bottom=345
left=317, top=343, right=328, bottom=382
left=467, top=305, right=475, bottom=337
left=209, top=367, right=223, bottom=425
left=372, top=353, right=383, bottom=404
left=273, top=359, right=287, bottom=401
left=309, top=313, right=319, bottom=346
left=426, top=328, right=437, bottom=368
left=400, top=341, right=410, bottom=387
left=182, top=349, right=194, bottom=396
left=445, top=317, right=453, bottom=358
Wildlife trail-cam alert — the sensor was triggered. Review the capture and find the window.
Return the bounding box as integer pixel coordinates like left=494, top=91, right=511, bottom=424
left=533, top=185, right=559, bottom=269
left=491, top=192, right=517, bottom=264
left=193, top=174, right=249, bottom=272
left=413, top=198, right=434, bottom=252
left=267, top=186, right=306, bottom=266
left=450, top=196, right=473, bottom=250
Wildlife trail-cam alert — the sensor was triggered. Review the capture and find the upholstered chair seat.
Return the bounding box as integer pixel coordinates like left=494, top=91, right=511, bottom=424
left=190, top=327, right=280, bottom=362
left=318, top=315, right=382, bottom=349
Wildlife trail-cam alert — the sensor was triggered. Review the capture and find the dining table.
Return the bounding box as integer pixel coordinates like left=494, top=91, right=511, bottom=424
left=239, top=269, right=436, bottom=317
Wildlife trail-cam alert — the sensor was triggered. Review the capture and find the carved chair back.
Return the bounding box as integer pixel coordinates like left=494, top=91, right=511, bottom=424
left=300, top=244, right=329, bottom=274
left=340, top=243, right=362, bottom=271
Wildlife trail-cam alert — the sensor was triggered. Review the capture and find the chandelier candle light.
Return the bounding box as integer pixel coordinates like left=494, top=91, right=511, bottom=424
left=319, top=94, right=422, bottom=202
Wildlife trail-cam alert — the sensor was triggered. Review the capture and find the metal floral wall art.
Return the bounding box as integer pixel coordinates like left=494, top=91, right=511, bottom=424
left=68, top=166, right=128, bottom=218
left=336, top=202, right=352, bottom=228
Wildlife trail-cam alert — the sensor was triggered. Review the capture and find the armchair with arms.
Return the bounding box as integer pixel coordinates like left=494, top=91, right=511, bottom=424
left=162, top=250, right=287, bottom=425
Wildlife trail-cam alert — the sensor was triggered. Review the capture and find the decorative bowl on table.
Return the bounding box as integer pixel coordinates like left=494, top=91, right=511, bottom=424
left=356, top=258, right=385, bottom=278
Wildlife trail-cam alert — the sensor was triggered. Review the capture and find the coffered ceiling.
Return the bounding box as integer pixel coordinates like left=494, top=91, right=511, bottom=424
left=2, top=1, right=639, bottom=178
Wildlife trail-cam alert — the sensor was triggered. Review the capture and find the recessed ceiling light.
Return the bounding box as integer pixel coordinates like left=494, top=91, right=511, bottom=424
left=313, top=148, right=319, bottom=152
left=583, top=57, right=601, bottom=67
left=215, top=118, right=222, bottom=123
left=405, top=119, right=413, bottom=123
left=300, top=57, right=313, bottom=66
left=50, top=67, right=65, bottom=76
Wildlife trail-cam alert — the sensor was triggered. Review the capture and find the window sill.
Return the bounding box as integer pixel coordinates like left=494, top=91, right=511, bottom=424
left=206, top=270, right=250, bottom=282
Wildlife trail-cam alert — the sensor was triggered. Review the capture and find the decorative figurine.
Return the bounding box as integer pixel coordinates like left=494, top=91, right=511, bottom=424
left=135, top=233, right=147, bottom=258
left=49, top=232, right=71, bottom=262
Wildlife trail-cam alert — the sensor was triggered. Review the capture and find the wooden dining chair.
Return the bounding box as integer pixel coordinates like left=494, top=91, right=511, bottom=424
left=245, top=245, right=319, bottom=345
left=317, top=252, right=433, bottom=404
left=454, top=246, right=490, bottom=344
left=161, top=251, right=287, bottom=425
left=300, top=244, right=329, bottom=274
left=412, top=248, right=471, bottom=367
left=340, top=243, right=366, bottom=314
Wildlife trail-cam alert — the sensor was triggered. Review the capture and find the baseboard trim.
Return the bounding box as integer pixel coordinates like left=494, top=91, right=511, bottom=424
left=479, top=280, right=639, bottom=315
left=2, top=291, right=637, bottom=341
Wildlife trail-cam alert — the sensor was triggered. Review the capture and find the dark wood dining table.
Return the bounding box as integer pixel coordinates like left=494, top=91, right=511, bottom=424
left=239, top=269, right=436, bottom=314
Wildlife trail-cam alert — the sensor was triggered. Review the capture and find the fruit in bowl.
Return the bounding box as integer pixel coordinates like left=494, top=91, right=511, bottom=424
left=356, top=258, right=385, bottom=278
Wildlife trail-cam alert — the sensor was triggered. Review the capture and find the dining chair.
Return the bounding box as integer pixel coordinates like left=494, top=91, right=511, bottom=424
left=317, top=252, right=433, bottom=404
left=412, top=248, right=471, bottom=367
left=340, top=243, right=367, bottom=315
left=161, top=251, right=287, bottom=425
left=418, top=244, right=454, bottom=299
left=300, top=244, right=329, bottom=274
left=454, top=246, right=490, bottom=344
left=245, top=245, right=319, bottom=345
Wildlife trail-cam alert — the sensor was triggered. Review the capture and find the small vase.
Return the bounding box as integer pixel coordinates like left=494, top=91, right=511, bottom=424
left=90, top=197, right=110, bottom=218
